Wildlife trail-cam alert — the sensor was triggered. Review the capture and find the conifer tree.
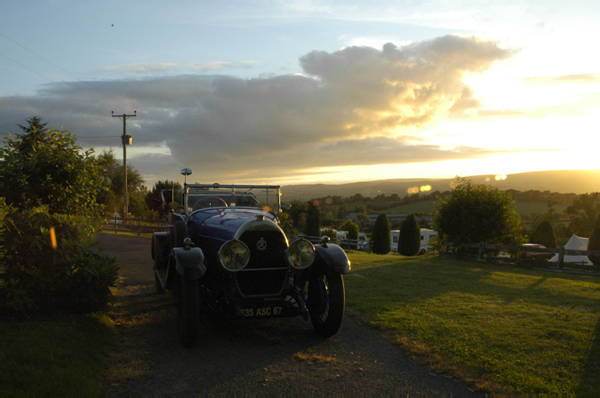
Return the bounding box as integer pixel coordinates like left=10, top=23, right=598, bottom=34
left=588, top=215, right=600, bottom=265
left=371, top=213, right=390, bottom=254
left=530, top=220, right=557, bottom=248
left=304, top=201, right=321, bottom=237
left=399, top=214, right=421, bottom=256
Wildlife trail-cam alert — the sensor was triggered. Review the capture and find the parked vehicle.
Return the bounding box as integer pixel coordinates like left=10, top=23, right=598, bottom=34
left=356, top=233, right=370, bottom=251
left=519, top=243, right=553, bottom=261
left=151, top=169, right=351, bottom=347
left=390, top=228, right=438, bottom=254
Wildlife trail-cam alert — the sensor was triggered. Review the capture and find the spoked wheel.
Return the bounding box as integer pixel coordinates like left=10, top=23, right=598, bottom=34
left=153, top=245, right=166, bottom=294
left=154, top=268, right=166, bottom=294
left=307, top=272, right=345, bottom=338
left=177, top=268, right=200, bottom=347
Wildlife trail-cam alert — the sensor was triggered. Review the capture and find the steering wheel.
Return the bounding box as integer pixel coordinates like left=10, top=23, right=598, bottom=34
left=193, top=196, right=228, bottom=210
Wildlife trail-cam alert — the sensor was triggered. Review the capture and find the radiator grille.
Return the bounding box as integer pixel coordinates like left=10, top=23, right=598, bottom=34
left=235, top=230, right=289, bottom=296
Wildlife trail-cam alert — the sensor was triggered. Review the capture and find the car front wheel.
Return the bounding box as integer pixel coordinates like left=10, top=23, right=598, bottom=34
left=177, top=268, right=200, bottom=347
left=308, top=272, right=345, bottom=338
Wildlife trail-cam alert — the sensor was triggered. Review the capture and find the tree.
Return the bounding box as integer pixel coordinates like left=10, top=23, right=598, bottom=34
left=566, top=193, right=600, bottom=237
left=530, top=220, right=557, bottom=249
left=1, top=118, right=118, bottom=313
left=144, top=179, right=183, bottom=218
left=1, top=123, right=103, bottom=216
left=588, top=215, right=600, bottom=265
left=355, top=205, right=370, bottom=230
left=96, top=149, right=146, bottom=216
left=399, top=214, right=421, bottom=256
left=340, top=219, right=359, bottom=249
left=304, top=201, right=321, bottom=237
left=434, top=177, right=524, bottom=250
left=17, top=116, right=48, bottom=136
left=337, top=203, right=349, bottom=220
left=371, top=213, right=390, bottom=254
left=286, top=200, right=308, bottom=234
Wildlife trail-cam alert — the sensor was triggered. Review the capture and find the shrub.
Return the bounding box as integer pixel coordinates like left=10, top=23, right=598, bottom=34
left=320, top=228, right=338, bottom=240
left=399, top=214, right=421, bottom=256
left=371, top=213, right=391, bottom=255
left=1, top=204, right=119, bottom=313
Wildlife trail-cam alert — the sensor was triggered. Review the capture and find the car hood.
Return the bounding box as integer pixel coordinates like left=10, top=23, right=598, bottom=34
left=188, top=207, right=279, bottom=242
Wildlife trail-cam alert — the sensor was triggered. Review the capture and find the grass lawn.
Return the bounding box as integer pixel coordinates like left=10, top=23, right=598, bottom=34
left=0, top=313, right=114, bottom=395
left=344, top=252, right=600, bottom=394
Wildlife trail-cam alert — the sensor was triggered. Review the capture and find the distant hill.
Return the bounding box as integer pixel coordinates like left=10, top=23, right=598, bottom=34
left=281, top=169, right=600, bottom=202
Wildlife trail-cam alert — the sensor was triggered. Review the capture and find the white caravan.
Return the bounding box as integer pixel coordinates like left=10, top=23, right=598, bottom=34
left=391, top=228, right=438, bottom=253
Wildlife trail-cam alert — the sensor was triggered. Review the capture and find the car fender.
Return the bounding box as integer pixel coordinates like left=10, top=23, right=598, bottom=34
left=314, top=244, right=351, bottom=275
left=171, top=246, right=207, bottom=280
left=152, top=232, right=170, bottom=264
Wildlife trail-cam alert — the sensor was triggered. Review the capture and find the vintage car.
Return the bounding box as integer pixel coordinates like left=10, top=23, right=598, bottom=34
left=151, top=169, right=351, bottom=347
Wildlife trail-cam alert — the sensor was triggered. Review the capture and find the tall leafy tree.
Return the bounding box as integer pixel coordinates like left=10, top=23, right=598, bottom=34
left=355, top=205, right=370, bottom=230
left=1, top=123, right=102, bottom=216
left=371, top=213, right=391, bottom=254
left=399, top=214, right=421, bottom=256
left=96, top=149, right=146, bottom=216
left=566, top=193, right=600, bottom=237
left=144, top=179, right=183, bottom=218
left=434, top=177, right=524, bottom=250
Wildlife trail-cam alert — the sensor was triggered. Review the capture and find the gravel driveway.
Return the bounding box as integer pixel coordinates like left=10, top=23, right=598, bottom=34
left=98, top=233, right=480, bottom=395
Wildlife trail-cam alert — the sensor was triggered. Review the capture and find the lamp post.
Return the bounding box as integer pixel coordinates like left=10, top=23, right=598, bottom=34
left=112, top=110, right=136, bottom=218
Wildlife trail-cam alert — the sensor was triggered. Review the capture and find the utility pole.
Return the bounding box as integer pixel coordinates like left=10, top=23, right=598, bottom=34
left=111, top=110, right=136, bottom=219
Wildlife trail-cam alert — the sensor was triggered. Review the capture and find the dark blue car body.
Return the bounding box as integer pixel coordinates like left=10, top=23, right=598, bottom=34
left=152, top=174, right=350, bottom=347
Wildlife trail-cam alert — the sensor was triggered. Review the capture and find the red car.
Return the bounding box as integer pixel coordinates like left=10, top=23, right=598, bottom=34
left=519, top=244, right=553, bottom=261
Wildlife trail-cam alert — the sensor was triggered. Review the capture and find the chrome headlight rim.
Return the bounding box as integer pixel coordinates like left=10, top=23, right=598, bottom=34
left=219, top=239, right=251, bottom=272
left=286, top=238, right=316, bottom=270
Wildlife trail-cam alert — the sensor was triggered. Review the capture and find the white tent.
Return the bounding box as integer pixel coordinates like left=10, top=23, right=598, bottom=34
left=549, top=234, right=593, bottom=265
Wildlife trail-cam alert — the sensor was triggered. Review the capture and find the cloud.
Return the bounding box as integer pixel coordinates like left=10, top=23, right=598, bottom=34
left=522, top=73, right=599, bottom=85
left=102, top=61, right=234, bottom=73
left=0, top=35, right=513, bottom=183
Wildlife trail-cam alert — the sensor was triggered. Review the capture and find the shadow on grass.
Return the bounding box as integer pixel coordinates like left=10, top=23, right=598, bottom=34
left=576, top=313, right=600, bottom=394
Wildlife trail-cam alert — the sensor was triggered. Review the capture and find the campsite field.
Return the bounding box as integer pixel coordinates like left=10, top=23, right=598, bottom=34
left=344, top=252, right=600, bottom=393
left=334, top=200, right=564, bottom=217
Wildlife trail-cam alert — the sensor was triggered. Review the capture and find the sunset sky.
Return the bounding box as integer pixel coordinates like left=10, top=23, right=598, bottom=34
left=2, top=1, right=599, bottom=187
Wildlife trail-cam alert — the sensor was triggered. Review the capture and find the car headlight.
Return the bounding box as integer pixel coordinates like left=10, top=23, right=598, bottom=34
left=219, top=240, right=250, bottom=272
left=286, top=238, right=315, bottom=269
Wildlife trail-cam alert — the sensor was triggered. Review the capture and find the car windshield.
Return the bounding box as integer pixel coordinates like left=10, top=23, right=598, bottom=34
left=171, top=184, right=282, bottom=215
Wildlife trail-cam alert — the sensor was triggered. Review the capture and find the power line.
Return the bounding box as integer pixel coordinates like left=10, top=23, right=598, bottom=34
left=2, top=33, right=87, bottom=84
left=1, top=33, right=130, bottom=109
left=76, top=135, right=122, bottom=138
left=1, top=54, right=56, bottom=83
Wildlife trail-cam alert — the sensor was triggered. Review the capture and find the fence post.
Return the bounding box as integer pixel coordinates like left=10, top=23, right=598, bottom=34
left=137, top=218, right=141, bottom=237
left=558, top=246, right=565, bottom=269
left=114, top=214, right=118, bottom=234
left=478, top=241, right=485, bottom=260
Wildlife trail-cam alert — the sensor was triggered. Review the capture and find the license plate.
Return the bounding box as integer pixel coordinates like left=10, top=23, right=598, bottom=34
left=240, top=306, right=283, bottom=318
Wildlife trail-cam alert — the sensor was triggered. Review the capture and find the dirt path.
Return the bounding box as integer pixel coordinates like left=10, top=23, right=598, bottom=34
left=98, top=233, right=480, bottom=395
